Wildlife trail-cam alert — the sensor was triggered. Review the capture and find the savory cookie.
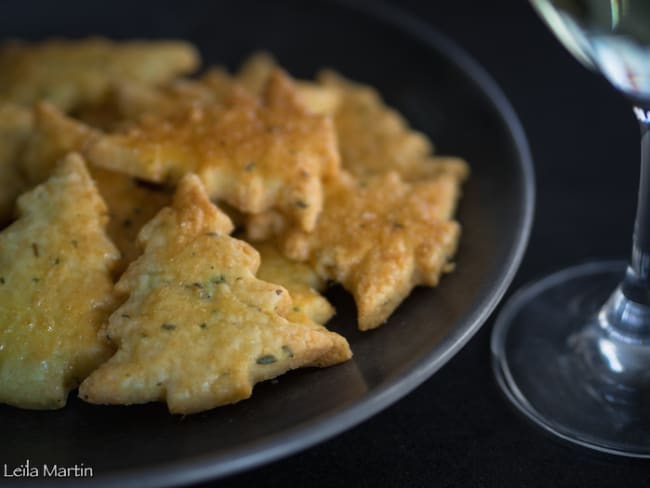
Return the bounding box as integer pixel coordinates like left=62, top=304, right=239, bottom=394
left=255, top=241, right=335, bottom=325
left=240, top=62, right=469, bottom=243
left=80, top=64, right=251, bottom=129
left=83, top=74, right=231, bottom=128
left=281, top=170, right=464, bottom=331
left=0, top=154, right=119, bottom=409
left=92, top=169, right=170, bottom=276
left=96, top=52, right=340, bottom=123
left=237, top=52, right=341, bottom=115
left=319, top=70, right=468, bottom=181
left=19, top=103, right=170, bottom=272
left=0, top=103, right=33, bottom=225
left=0, top=38, right=199, bottom=111
left=20, top=102, right=98, bottom=186
left=79, top=174, right=350, bottom=414
left=83, top=70, right=340, bottom=232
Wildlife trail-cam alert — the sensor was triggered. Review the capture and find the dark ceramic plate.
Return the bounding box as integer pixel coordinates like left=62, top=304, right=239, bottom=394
left=0, top=1, right=534, bottom=486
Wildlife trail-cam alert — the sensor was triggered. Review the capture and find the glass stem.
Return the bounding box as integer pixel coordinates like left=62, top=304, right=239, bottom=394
left=627, top=111, right=650, bottom=300
left=599, top=107, right=650, bottom=342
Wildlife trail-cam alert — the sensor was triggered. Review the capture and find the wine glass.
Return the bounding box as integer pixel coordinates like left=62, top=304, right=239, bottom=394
left=491, top=0, right=650, bottom=457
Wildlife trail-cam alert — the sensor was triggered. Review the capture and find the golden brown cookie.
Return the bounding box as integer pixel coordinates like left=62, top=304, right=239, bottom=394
left=19, top=103, right=170, bottom=272
left=79, top=174, right=350, bottom=414
left=83, top=70, right=340, bottom=232
left=0, top=38, right=199, bottom=111
left=0, top=154, right=119, bottom=409
left=281, top=170, right=463, bottom=330
left=237, top=51, right=340, bottom=114
left=89, top=75, right=229, bottom=127
left=0, top=103, right=32, bottom=225
left=255, top=241, right=335, bottom=325
left=20, top=103, right=98, bottom=186
left=319, top=70, right=468, bottom=181
left=92, top=169, right=170, bottom=275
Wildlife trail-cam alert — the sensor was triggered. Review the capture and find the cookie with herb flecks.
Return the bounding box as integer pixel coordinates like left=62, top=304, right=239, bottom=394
left=0, top=38, right=199, bottom=111
left=281, top=170, right=463, bottom=331
left=0, top=102, right=32, bottom=225
left=19, top=103, right=170, bottom=273
left=92, top=168, right=170, bottom=275
left=81, top=71, right=234, bottom=129
left=19, top=102, right=98, bottom=186
left=255, top=241, right=335, bottom=325
left=106, top=52, right=341, bottom=120
left=237, top=52, right=341, bottom=115
left=319, top=70, right=469, bottom=182
left=79, top=174, right=350, bottom=414
left=83, top=69, right=339, bottom=233
left=0, top=154, right=119, bottom=409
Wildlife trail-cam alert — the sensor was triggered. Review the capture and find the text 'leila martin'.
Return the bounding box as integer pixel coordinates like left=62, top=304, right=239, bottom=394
left=3, top=460, right=93, bottom=478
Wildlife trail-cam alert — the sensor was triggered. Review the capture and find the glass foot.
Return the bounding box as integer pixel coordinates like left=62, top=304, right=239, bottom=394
left=492, top=261, right=650, bottom=458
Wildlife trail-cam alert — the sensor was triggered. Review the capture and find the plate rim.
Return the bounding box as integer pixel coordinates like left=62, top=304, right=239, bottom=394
left=13, top=1, right=535, bottom=486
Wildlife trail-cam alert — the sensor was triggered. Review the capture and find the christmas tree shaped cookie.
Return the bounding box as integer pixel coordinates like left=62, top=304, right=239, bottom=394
left=319, top=70, right=468, bottom=182
left=255, top=241, right=335, bottom=325
left=79, top=174, right=351, bottom=414
left=282, top=170, right=463, bottom=331
left=84, top=70, right=340, bottom=233
left=236, top=52, right=341, bottom=115
left=0, top=102, right=33, bottom=225
left=0, top=38, right=199, bottom=111
left=20, top=103, right=171, bottom=273
left=0, top=154, right=119, bottom=409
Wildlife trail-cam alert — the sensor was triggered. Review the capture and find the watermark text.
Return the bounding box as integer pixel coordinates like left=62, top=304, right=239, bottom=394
left=3, top=459, right=93, bottom=478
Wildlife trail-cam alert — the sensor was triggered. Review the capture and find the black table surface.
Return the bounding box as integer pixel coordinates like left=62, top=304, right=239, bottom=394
left=204, top=1, right=649, bottom=487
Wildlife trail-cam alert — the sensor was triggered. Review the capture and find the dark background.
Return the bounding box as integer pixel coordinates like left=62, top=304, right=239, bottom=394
left=209, top=0, right=648, bottom=487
